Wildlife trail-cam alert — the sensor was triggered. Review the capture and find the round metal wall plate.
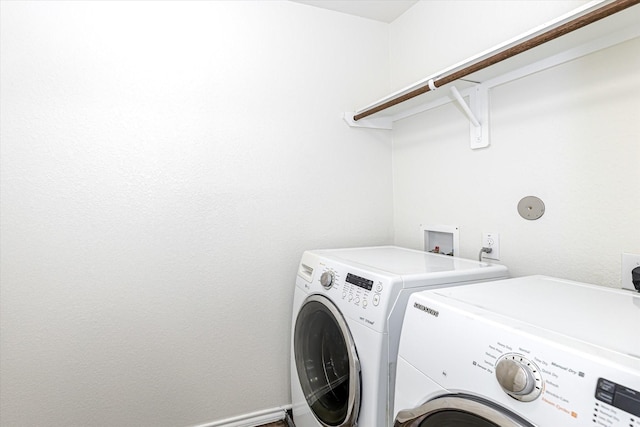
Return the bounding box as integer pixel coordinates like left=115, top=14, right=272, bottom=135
left=518, top=196, right=545, bottom=220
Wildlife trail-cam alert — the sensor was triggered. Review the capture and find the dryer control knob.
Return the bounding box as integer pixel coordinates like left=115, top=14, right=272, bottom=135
left=320, top=271, right=334, bottom=289
left=495, top=354, right=543, bottom=402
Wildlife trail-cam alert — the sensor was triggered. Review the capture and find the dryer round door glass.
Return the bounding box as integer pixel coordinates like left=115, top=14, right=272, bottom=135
left=413, top=411, right=501, bottom=426
left=294, top=295, right=360, bottom=427
left=394, top=395, right=534, bottom=427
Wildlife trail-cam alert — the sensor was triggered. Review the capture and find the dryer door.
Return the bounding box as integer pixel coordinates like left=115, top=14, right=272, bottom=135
left=394, top=395, right=534, bottom=427
left=294, top=294, right=360, bottom=427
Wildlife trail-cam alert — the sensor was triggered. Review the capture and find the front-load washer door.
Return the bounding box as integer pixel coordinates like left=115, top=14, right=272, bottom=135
left=294, top=294, right=360, bottom=427
left=394, top=395, right=534, bottom=427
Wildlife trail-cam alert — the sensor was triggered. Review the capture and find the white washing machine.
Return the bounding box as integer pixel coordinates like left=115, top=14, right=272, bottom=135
left=290, top=246, right=509, bottom=427
left=393, top=275, right=640, bottom=426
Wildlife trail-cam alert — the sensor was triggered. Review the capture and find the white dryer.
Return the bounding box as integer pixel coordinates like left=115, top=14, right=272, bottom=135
left=290, top=246, right=509, bottom=427
left=393, top=275, right=640, bottom=426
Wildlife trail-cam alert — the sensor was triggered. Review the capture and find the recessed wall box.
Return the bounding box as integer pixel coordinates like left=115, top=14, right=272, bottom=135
left=422, top=225, right=459, bottom=257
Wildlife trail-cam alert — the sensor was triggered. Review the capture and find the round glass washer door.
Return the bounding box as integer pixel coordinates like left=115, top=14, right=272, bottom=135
left=394, top=395, right=535, bottom=427
left=294, top=294, right=360, bottom=427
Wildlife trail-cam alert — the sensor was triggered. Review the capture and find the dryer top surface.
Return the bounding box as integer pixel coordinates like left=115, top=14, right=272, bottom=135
left=427, top=275, right=640, bottom=360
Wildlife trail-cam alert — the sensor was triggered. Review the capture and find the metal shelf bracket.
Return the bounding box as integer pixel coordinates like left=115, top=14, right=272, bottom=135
left=451, top=85, right=489, bottom=149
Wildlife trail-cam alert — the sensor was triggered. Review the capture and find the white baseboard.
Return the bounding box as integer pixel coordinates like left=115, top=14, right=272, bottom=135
left=192, top=405, right=292, bottom=427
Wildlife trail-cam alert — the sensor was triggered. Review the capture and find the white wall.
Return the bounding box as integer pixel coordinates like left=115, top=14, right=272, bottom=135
left=390, top=1, right=590, bottom=88
left=0, top=2, right=392, bottom=426
left=390, top=1, right=640, bottom=286
left=3, top=1, right=638, bottom=425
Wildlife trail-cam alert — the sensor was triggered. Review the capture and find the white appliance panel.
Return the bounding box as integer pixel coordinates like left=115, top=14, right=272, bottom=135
left=291, top=246, right=509, bottom=427
left=314, top=246, right=509, bottom=288
left=430, top=275, right=640, bottom=359
left=394, top=276, right=640, bottom=427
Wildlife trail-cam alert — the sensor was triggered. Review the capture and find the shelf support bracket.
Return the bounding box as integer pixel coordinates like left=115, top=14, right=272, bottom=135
left=450, top=85, right=489, bottom=149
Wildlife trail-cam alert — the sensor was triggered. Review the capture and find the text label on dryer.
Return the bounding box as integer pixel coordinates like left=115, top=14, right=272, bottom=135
left=413, top=302, right=439, bottom=317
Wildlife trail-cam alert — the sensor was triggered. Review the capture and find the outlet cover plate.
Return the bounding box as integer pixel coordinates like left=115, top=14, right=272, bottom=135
left=482, top=232, right=500, bottom=261
left=622, top=253, right=640, bottom=291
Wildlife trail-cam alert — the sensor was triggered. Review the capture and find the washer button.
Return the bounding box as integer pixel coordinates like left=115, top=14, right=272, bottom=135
left=373, top=294, right=381, bottom=306
left=363, top=300, right=368, bottom=307
left=376, top=283, right=383, bottom=292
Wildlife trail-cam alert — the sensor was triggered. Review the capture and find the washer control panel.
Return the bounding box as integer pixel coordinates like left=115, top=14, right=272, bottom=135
left=321, top=267, right=388, bottom=313
left=296, top=255, right=396, bottom=333
left=342, top=272, right=381, bottom=309
left=320, top=271, right=334, bottom=289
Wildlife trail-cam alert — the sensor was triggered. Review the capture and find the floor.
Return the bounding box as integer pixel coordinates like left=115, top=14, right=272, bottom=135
left=258, top=413, right=294, bottom=427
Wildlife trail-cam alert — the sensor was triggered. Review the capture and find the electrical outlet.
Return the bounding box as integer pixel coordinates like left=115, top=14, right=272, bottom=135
left=482, top=232, right=500, bottom=260
left=621, top=253, right=640, bottom=292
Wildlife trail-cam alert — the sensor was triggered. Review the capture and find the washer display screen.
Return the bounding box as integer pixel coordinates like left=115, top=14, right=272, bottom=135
left=346, top=273, right=373, bottom=291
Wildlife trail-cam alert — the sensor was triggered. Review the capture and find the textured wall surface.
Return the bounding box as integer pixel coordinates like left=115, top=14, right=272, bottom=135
left=389, top=1, right=589, bottom=89
left=0, top=2, right=392, bottom=426
left=390, top=1, right=640, bottom=286
left=3, top=1, right=638, bottom=426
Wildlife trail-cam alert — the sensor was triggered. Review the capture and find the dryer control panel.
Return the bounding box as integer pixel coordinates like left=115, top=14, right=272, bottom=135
left=595, top=378, right=640, bottom=420
left=398, top=290, right=640, bottom=427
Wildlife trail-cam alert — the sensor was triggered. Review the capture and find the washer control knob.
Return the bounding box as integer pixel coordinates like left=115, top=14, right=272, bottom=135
left=320, top=271, right=334, bottom=289
left=495, top=354, right=543, bottom=402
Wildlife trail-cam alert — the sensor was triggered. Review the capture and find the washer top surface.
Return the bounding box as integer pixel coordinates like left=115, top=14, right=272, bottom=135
left=429, top=275, right=640, bottom=360
left=312, top=246, right=507, bottom=282
left=297, top=246, right=508, bottom=334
